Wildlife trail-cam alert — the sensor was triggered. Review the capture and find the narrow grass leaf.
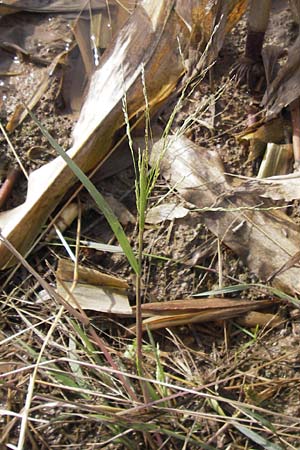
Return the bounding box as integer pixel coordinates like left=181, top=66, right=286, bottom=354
left=147, top=328, right=168, bottom=401
left=264, top=285, right=300, bottom=308
left=195, top=283, right=300, bottom=310
left=241, top=407, right=277, bottom=434
left=233, top=423, right=284, bottom=450
left=194, top=284, right=255, bottom=297
left=18, top=340, right=88, bottom=395
left=89, top=415, right=217, bottom=448
left=68, top=337, right=91, bottom=391
left=27, top=109, right=139, bottom=275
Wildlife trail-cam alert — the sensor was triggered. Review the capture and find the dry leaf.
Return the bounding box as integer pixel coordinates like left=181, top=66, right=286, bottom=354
left=263, top=33, right=300, bottom=118
left=237, top=171, right=300, bottom=202
left=0, top=1, right=116, bottom=15
left=236, top=116, right=290, bottom=145
left=57, top=282, right=131, bottom=314
left=150, top=135, right=300, bottom=294
left=56, top=259, right=131, bottom=314
left=0, top=0, right=186, bottom=267
left=138, top=297, right=274, bottom=316
left=103, top=194, right=135, bottom=226
left=0, top=0, right=247, bottom=268
left=237, top=311, right=281, bottom=328
left=146, top=203, right=189, bottom=224
left=130, top=297, right=276, bottom=332
left=67, top=2, right=134, bottom=113
left=57, top=258, right=128, bottom=289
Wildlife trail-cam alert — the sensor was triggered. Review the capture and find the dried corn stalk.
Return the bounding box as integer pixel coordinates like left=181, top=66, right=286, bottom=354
left=0, top=0, right=247, bottom=268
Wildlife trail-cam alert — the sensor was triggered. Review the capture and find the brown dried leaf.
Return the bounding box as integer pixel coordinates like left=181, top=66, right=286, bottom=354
left=57, top=281, right=132, bottom=314
left=146, top=203, right=189, bottom=224
left=237, top=311, right=282, bottom=328
left=0, top=0, right=185, bottom=267
left=238, top=173, right=300, bottom=202
left=138, top=297, right=274, bottom=316
left=130, top=297, right=276, bottom=332
left=0, top=0, right=116, bottom=15
left=150, top=135, right=300, bottom=294
left=263, top=34, right=300, bottom=118
left=57, top=258, right=128, bottom=289
left=102, top=194, right=135, bottom=226
left=0, top=0, right=247, bottom=268
left=236, top=116, right=289, bottom=145
left=176, top=0, right=247, bottom=44
left=56, top=259, right=131, bottom=314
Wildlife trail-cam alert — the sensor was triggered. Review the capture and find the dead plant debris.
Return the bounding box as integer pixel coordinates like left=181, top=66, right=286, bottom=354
left=1, top=1, right=300, bottom=449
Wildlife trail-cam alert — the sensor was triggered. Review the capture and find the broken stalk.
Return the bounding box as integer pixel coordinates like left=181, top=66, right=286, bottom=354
left=238, top=0, right=271, bottom=90
left=245, top=0, right=271, bottom=63
left=290, top=98, right=300, bottom=170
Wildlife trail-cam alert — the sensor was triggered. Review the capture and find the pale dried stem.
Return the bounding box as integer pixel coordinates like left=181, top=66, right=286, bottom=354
left=290, top=98, right=300, bottom=169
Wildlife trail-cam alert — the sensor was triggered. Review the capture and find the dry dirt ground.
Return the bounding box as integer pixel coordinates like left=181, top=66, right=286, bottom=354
left=1, top=2, right=300, bottom=449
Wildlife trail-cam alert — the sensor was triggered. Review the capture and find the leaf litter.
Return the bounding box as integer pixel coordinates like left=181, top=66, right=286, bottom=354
left=1, top=1, right=300, bottom=449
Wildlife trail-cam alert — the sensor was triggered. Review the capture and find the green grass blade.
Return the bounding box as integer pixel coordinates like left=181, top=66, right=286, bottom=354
left=241, top=407, right=277, bottom=434
left=233, top=423, right=284, bottom=450
left=194, top=283, right=300, bottom=310
left=147, top=328, right=168, bottom=400
left=194, top=284, right=255, bottom=297
left=17, top=340, right=89, bottom=397
left=27, top=109, right=139, bottom=275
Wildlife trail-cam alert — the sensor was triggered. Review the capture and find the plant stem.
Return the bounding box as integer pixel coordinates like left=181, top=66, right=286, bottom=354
left=135, top=170, right=152, bottom=403
left=135, top=224, right=144, bottom=379
left=290, top=98, right=300, bottom=170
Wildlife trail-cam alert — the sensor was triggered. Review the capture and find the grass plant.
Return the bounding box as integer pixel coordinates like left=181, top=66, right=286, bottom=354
left=122, top=66, right=163, bottom=394
left=1, top=75, right=300, bottom=450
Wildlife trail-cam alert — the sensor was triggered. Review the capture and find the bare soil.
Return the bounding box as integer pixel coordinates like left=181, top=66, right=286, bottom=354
left=1, top=2, right=300, bottom=449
